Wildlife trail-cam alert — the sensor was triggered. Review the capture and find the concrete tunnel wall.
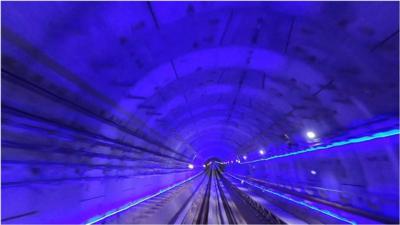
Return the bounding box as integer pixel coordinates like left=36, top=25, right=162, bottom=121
left=227, top=132, right=399, bottom=222
left=1, top=1, right=399, bottom=224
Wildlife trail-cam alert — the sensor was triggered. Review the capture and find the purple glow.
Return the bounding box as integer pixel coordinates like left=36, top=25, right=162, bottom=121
left=1, top=1, right=398, bottom=224
left=227, top=173, right=357, bottom=225
left=85, top=172, right=202, bottom=224
left=239, top=129, right=399, bottom=164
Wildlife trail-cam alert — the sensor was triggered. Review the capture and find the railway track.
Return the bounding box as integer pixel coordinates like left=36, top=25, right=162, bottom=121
left=93, top=167, right=285, bottom=224
left=170, top=167, right=285, bottom=224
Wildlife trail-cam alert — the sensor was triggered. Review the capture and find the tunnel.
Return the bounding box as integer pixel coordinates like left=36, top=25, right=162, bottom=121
left=1, top=1, right=399, bottom=224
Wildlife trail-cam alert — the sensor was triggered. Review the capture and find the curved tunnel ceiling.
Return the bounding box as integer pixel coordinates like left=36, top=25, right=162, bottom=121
left=2, top=1, right=399, bottom=163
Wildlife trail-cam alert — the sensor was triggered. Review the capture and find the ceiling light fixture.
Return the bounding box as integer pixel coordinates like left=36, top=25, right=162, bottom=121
left=306, top=131, right=316, bottom=139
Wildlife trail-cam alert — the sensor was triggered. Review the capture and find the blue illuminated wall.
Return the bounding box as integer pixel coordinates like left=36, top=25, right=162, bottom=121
left=1, top=1, right=399, bottom=224
left=228, top=124, right=399, bottom=223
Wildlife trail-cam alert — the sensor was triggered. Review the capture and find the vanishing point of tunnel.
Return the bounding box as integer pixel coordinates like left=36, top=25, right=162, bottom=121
left=1, top=1, right=399, bottom=225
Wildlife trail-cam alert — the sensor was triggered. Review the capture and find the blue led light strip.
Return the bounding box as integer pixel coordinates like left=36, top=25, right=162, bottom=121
left=240, top=129, right=399, bottom=164
left=85, top=172, right=203, bottom=225
left=227, top=173, right=357, bottom=225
